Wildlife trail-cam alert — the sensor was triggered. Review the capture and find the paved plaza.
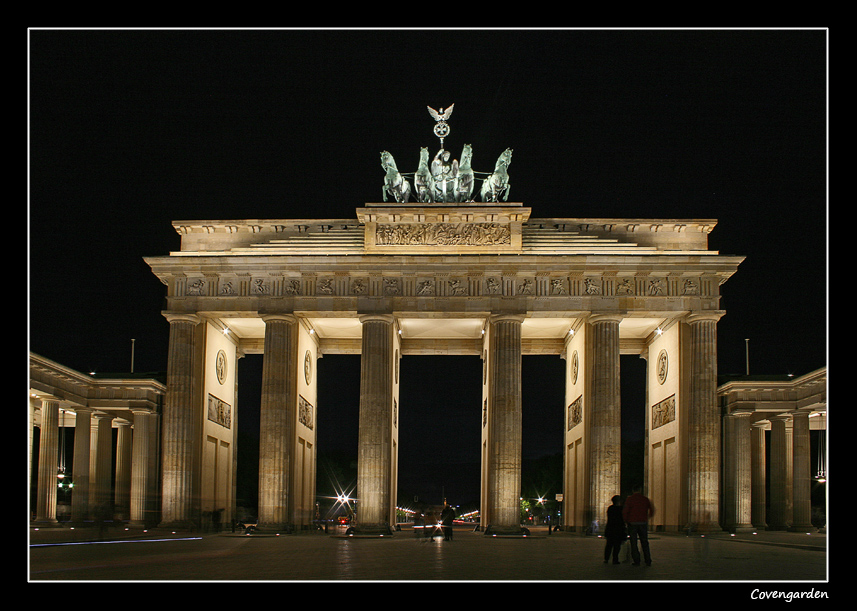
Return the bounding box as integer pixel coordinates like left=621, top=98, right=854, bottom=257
left=29, top=523, right=829, bottom=591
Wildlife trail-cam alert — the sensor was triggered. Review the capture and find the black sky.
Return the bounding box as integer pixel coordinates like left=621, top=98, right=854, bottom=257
left=28, top=28, right=827, bottom=507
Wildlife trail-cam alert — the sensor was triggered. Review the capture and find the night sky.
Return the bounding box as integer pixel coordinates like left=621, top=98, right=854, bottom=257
left=28, top=29, right=827, bottom=509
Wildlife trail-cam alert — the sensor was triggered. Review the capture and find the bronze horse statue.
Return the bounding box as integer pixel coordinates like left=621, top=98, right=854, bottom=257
left=480, top=148, right=512, bottom=202
left=381, top=150, right=412, bottom=203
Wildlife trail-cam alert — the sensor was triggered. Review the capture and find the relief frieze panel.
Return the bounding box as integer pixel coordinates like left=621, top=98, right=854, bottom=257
left=207, top=394, right=232, bottom=429
left=567, top=395, right=582, bottom=431
left=174, top=272, right=712, bottom=300
left=375, top=222, right=511, bottom=246
left=298, top=395, right=314, bottom=430
left=651, top=394, right=676, bottom=430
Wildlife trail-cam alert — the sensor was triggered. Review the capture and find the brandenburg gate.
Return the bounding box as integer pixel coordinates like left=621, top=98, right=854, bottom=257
left=143, top=107, right=745, bottom=535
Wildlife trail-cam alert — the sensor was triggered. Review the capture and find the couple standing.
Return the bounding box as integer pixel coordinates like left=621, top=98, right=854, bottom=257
left=604, top=485, right=655, bottom=566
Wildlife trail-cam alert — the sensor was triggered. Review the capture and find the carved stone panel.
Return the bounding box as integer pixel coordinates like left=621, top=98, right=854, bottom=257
left=651, top=394, right=676, bottom=430
left=207, top=394, right=232, bottom=429
left=298, top=395, right=314, bottom=430
left=567, top=395, right=582, bottom=430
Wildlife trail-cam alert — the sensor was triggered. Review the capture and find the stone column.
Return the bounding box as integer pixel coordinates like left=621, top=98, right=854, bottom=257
left=750, top=422, right=767, bottom=530
left=160, top=313, right=202, bottom=528
left=34, top=399, right=59, bottom=525
left=790, top=410, right=814, bottom=531
left=114, top=419, right=132, bottom=522
left=685, top=312, right=723, bottom=532
left=726, top=410, right=754, bottom=532
left=588, top=314, right=622, bottom=532
left=90, top=413, right=115, bottom=522
left=257, top=314, right=298, bottom=531
left=355, top=314, right=395, bottom=533
left=485, top=314, right=524, bottom=534
left=129, top=409, right=156, bottom=527
left=70, top=407, right=92, bottom=523
left=768, top=415, right=791, bottom=530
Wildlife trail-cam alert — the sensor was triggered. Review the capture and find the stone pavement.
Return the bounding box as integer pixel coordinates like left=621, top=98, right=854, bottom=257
left=28, top=523, right=830, bottom=590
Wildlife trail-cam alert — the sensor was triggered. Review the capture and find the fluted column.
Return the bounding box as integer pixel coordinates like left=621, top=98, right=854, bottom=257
left=160, top=313, right=202, bottom=528
left=257, top=314, right=298, bottom=531
left=70, top=408, right=92, bottom=523
left=790, top=410, right=813, bottom=531
left=588, top=314, right=622, bottom=530
left=34, top=399, right=60, bottom=524
left=484, top=314, right=524, bottom=533
left=726, top=410, right=753, bottom=532
left=90, top=413, right=115, bottom=522
left=769, top=415, right=791, bottom=530
left=685, top=312, right=723, bottom=532
left=114, top=419, right=132, bottom=521
left=129, top=409, right=156, bottom=527
left=750, top=422, right=767, bottom=530
left=355, top=314, right=395, bottom=531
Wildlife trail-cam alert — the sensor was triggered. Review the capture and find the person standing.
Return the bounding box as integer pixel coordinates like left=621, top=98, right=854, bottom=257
left=440, top=502, right=455, bottom=541
left=623, top=485, right=655, bottom=566
left=603, top=495, right=627, bottom=564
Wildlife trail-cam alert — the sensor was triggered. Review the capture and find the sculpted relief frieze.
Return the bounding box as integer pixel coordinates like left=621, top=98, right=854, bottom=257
left=175, top=272, right=714, bottom=300
left=567, top=395, right=582, bottom=431
left=375, top=222, right=511, bottom=246
left=651, top=395, right=676, bottom=430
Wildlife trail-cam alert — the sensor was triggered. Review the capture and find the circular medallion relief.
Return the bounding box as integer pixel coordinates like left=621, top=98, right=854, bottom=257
left=215, top=350, right=227, bottom=385
left=571, top=350, right=579, bottom=385
left=304, top=350, right=313, bottom=385
left=657, top=349, right=669, bottom=385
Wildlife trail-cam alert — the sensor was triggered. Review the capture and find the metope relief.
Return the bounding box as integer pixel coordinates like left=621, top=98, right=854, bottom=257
left=350, top=278, right=367, bottom=295
left=298, top=395, right=314, bottom=430
left=616, top=278, right=635, bottom=295
left=567, top=396, right=582, bottom=430
left=187, top=278, right=207, bottom=296
left=417, top=279, right=436, bottom=295
left=317, top=278, right=335, bottom=295
left=252, top=278, right=270, bottom=295
left=651, top=395, right=676, bottom=430
left=448, top=279, right=468, bottom=295
left=207, top=394, right=232, bottom=429
left=375, top=222, right=511, bottom=246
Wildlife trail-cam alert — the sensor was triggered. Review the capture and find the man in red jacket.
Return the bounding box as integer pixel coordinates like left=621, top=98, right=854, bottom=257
left=623, top=485, right=655, bottom=566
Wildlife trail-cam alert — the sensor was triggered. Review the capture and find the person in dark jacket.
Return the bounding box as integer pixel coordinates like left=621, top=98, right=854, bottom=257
left=440, top=502, right=455, bottom=541
left=603, top=495, right=627, bottom=564
left=623, top=485, right=655, bottom=566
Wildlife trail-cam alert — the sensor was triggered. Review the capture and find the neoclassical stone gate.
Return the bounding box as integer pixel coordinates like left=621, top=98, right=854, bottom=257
left=145, top=198, right=745, bottom=534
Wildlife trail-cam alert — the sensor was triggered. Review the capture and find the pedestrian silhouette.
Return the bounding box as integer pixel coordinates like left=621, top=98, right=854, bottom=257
left=623, top=484, right=655, bottom=566
left=603, top=495, right=627, bottom=564
left=441, top=502, right=455, bottom=541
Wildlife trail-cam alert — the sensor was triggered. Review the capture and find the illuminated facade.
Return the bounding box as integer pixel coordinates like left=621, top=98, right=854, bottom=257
left=143, top=200, right=744, bottom=534
left=28, top=203, right=827, bottom=533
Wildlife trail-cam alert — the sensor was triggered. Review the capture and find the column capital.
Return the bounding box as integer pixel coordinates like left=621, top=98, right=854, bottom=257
left=685, top=310, right=725, bottom=324
left=488, top=313, right=525, bottom=325
left=359, top=314, right=395, bottom=325
left=163, top=312, right=202, bottom=325
left=260, top=312, right=297, bottom=324
left=588, top=313, right=624, bottom=325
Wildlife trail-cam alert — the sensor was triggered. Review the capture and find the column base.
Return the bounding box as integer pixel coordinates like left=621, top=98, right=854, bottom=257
left=731, top=524, right=757, bottom=534
left=345, top=524, right=394, bottom=537
left=788, top=523, right=816, bottom=532
left=252, top=523, right=296, bottom=535
left=484, top=525, right=531, bottom=537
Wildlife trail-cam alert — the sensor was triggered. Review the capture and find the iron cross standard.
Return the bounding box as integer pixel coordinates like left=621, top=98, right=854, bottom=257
left=428, top=104, right=454, bottom=148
